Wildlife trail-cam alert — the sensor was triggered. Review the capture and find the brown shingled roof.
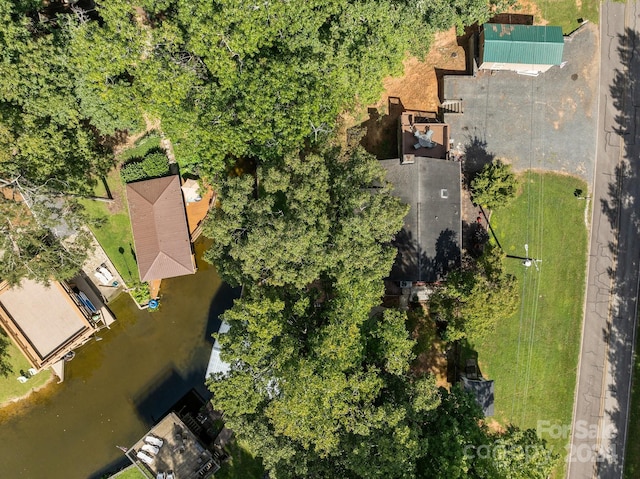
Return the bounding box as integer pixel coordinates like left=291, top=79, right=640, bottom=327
left=126, top=176, right=195, bottom=282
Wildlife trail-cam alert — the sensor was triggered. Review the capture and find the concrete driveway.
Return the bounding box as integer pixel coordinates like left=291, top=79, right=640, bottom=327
left=443, top=22, right=599, bottom=183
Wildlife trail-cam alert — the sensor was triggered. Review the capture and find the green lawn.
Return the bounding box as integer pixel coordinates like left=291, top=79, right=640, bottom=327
left=109, top=465, right=147, bottom=479
left=624, top=319, right=640, bottom=478
left=0, top=337, right=52, bottom=406
left=80, top=170, right=140, bottom=285
left=214, top=439, right=264, bottom=479
left=467, top=172, right=589, bottom=477
left=532, top=0, right=599, bottom=34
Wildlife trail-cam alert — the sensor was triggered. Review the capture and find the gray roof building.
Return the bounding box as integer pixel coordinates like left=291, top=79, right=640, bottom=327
left=380, top=156, right=461, bottom=283
left=462, top=376, right=495, bottom=417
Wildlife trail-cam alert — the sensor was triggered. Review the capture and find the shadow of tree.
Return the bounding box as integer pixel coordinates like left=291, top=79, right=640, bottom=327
left=390, top=228, right=460, bottom=283
left=593, top=27, right=640, bottom=478
left=390, top=228, right=429, bottom=282
left=356, top=98, right=405, bottom=160
left=462, top=219, right=489, bottom=258
left=354, top=97, right=441, bottom=161
left=462, top=136, right=495, bottom=188
left=433, top=228, right=461, bottom=280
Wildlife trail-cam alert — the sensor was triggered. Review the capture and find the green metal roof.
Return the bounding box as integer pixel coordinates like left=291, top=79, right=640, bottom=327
left=482, top=23, right=564, bottom=65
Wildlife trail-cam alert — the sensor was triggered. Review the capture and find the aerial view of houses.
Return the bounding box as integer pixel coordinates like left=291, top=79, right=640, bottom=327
left=1, top=1, right=640, bottom=479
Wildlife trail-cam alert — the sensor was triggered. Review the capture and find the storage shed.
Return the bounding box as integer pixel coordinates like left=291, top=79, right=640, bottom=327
left=479, top=23, right=564, bottom=74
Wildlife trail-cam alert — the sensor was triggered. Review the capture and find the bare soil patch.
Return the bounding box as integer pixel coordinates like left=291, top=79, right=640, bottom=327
left=377, top=28, right=466, bottom=114
left=409, top=305, right=449, bottom=389
left=354, top=28, right=466, bottom=160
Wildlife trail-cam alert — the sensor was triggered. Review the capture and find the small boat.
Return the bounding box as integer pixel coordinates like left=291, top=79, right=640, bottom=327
left=144, top=435, right=164, bottom=448
left=98, top=266, right=114, bottom=282
left=77, top=291, right=98, bottom=314
left=142, top=443, right=160, bottom=455
left=63, top=351, right=75, bottom=362
left=94, top=270, right=110, bottom=286
left=136, top=450, right=154, bottom=465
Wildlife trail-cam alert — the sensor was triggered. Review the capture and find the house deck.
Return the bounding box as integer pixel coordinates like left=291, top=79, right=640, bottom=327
left=400, top=112, right=449, bottom=163
left=185, top=188, right=215, bottom=240
left=126, top=412, right=219, bottom=479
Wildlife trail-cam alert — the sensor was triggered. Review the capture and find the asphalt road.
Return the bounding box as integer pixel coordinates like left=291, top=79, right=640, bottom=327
left=567, top=2, right=640, bottom=478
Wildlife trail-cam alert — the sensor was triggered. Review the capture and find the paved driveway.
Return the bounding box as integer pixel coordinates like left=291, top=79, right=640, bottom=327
left=568, top=2, right=640, bottom=478
left=443, top=22, right=599, bottom=183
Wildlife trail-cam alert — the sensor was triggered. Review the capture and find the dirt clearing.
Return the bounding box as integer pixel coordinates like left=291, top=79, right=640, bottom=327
left=376, top=28, right=466, bottom=114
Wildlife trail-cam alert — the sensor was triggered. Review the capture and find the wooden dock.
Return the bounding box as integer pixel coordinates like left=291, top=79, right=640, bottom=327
left=185, top=188, right=215, bottom=242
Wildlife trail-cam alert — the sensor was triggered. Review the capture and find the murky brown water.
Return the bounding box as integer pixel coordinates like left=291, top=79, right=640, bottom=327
left=0, top=240, right=237, bottom=478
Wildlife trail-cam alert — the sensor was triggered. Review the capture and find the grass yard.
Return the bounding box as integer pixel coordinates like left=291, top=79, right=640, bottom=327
left=0, top=337, right=52, bottom=406
left=80, top=171, right=139, bottom=285
left=109, top=465, right=147, bottom=479
left=624, top=320, right=640, bottom=478
left=214, top=439, right=264, bottom=479
left=529, top=0, right=599, bottom=34
left=467, top=172, right=588, bottom=477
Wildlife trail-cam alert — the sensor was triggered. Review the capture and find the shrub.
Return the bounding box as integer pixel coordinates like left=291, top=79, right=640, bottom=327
left=129, top=282, right=151, bottom=304
left=471, top=159, right=518, bottom=210
left=120, top=149, right=170, bottom=183
left=141, top=152, right=170, bottom=178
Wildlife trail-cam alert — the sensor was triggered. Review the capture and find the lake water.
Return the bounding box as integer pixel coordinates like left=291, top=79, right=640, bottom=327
left=0, top=240, right=237, bottom=478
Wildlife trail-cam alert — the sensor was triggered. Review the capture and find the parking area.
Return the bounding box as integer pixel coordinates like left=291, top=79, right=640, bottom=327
left=443, top=22, right=599, bottom=183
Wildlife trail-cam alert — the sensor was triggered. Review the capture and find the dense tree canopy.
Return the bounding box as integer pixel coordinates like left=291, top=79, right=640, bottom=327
left=65, top=0, right=437, bottom=174
left=0, top=0, right=518, bottom=201
left=203, top=141, right=407, bottom=288
left=0, top=1, right=551, bottom=476
left=429, top=243, right=519, bottom=341
left=207, top=141, right=550, bottom=478
left=0, top=2, right=111, bottom=193
left=0, top=189, right=91, bottom=285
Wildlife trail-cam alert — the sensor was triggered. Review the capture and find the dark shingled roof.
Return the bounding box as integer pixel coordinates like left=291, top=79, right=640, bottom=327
left=380, top=157, right=461, bottom=283
left=462, top=376, right=495, bottom=417
left=127, top=175, right=195, bottom=282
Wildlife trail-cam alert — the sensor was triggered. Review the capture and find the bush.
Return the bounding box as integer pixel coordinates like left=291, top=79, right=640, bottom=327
left=121, top=149, right=170, bottom=183
left=471, top=159, right=518, bottom=210
left=129, top=282, right=151, bottom=304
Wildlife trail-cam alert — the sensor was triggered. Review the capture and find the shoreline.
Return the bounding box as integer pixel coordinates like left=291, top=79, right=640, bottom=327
left=0, top=373, right=57, bottom=417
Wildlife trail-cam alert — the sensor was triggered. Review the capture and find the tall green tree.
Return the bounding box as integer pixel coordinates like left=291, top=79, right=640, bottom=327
left=430, top=243, right=519, bottom=341
left=471, top=159, right=519, bottom=210
left=206, top=141, right=549, bottom=478
left=0, top=1, right=111, bottom=192
left=203, top=142, right=407, bottom=288
left=0, top=193, right=91, bottom=285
